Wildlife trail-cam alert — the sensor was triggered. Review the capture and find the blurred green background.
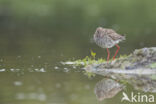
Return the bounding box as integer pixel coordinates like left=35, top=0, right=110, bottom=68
left=0, top=0, right=156, bottom=104
left=0, top=0, right=155, bottom=57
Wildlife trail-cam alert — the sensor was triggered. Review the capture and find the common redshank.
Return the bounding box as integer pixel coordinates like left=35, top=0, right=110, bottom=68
left=94, top=27, right=125, bottom=61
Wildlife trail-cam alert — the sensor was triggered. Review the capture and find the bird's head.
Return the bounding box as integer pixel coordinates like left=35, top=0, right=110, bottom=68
left=96, top=27, right=103, bottom=34
left=94, top=27, right=104, bottom=38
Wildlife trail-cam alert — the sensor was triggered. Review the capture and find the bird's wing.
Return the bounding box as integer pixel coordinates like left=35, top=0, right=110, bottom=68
left=108, top=32, right=125, bottom=41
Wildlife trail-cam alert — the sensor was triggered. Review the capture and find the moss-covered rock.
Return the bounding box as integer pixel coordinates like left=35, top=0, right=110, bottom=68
left=85, top=47, right=156, bottom=94
left=86, top=47, right=156, bottom=75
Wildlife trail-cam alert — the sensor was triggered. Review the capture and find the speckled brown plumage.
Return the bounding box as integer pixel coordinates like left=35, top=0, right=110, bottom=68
left=93, top=27, right=125, bottom=61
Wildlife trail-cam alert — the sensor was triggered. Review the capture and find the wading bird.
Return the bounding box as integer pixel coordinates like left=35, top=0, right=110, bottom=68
left=94, top=27, right=125, bottom=61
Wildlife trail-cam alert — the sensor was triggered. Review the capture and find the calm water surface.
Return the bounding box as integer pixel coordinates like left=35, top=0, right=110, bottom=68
left=0, top=32, right=155, bottom=104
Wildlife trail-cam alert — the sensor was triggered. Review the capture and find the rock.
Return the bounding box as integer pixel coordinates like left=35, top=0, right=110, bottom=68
left=85, top=47, right=156, bottom=94
left=85, top=47, right=156, bottom=75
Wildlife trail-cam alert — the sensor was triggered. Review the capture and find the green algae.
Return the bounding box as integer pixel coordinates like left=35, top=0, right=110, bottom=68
left=73, top=50, right=107, bottom=67
left=72, top=50, right=128, bottom=67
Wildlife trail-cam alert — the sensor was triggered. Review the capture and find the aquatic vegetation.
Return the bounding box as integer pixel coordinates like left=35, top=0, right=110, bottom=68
left=73, top=50, right=106, bottom=67
left=90, top=50, right=96, bottom=59
left=119, top=54, right=129, bottom=59
left=83, top=71, right=96, bottom=78
left=62, top=50, right=106, bottom=77
left=63, top=50, right=129, bottom=68
left=72, top=51, right=129, bottom=68
left=63, top=50, right=129, bottom=78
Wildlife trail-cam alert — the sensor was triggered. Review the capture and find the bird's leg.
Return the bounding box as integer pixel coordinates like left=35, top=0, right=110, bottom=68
left=113, top=44, right=120, bottom=60
left=106, top=48, right=110, bottom=62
